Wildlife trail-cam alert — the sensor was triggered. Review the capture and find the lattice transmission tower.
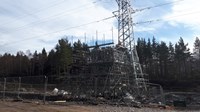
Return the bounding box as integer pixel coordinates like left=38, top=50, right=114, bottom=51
left=114, top=0, right=147, bottom=95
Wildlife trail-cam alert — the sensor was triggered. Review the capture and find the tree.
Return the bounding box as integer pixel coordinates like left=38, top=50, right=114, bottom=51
left=192, top=37, right=200, bottom=79
left=73, top=40, right=86, bottom=62
left=31, top=51, right=39, bottom=76
left=144, top=38, right=153, bottom=75
left=168, top=42, right=175, bottom=62
left=46, top=49, right=56, bottom=76
left=56, top=38, right=73, bottom=76
left=152, top=36, right=158, bottom=60
left=151, top=37, right=159, bottom=79
left=146, top=38, right=153, bottom=61
left=136, top=38, right=142, bottom=63
left=167, top=42, right=176, bottom=79
left=175, top=37, right=190, bottom=79
left=157, top=41, right=169, bottom=77
left=193, top=37, right=200, bottom=59
left=38, top=48, right=47, bottom=76
left=136, top=38, right=146, bottom=65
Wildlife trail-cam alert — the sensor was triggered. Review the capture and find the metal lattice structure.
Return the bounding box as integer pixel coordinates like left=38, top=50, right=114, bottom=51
left=55, top=0, right=148, bottom=99
left=27, top=0, right=149, bottom=101
left=114, top=0, right=147, bottom=95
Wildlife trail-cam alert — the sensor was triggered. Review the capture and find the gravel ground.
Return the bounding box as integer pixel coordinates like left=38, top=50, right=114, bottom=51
left=0, top=101, right=199, bottom=112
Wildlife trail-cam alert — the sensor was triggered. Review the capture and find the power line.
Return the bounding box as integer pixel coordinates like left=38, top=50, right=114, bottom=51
left=0, top=0, right=192, bottom=53
left=134, top=0, right=185, bottom=13
left=131, top=0, right=186, bottom=22
left=0, top=0, right=66, bottom=26
left=1, top=0, right=186, bottom=34
left=1, top=0, right=183, bottom=34
left=0, top=0, right=102, bottom=35
left=0, top=0, right=101, bottom=28
left=0, top=15, right=115, bottom=49
left=133, top=10, right=200, bottom=26
left=1, top=5, right=98, bottom=34
left=1, top=7, right=197, bottom=49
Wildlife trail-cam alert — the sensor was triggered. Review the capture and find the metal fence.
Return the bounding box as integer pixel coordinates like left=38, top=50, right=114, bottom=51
left=0, top=76, right=58, bottom=103
left=0, top=75, right=166, bottom=107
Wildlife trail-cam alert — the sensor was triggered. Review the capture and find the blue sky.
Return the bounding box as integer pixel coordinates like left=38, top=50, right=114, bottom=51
left=0, top=0, right=199, bottom=54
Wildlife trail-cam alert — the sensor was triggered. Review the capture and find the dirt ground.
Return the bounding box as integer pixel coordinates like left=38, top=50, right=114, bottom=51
left=0, top=101, right=199, bottom=112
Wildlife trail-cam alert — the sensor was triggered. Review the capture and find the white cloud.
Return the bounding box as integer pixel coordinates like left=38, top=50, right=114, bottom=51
left=0, top=0, right=117, bottom=54
left=163, top=0, right=200, bottom=31
left=160, top=0, right=200, bottom=51
left=3, top=0, right=198, bottom=54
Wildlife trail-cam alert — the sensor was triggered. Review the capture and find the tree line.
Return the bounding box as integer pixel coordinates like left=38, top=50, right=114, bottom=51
left=137, top=37, right=200, bottom=89
left=0, top=37, right=200, bottom=89
left=0, top=38, right=88, bottom=78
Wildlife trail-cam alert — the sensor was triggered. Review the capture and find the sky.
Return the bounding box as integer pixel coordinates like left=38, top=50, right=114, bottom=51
left=0, top=0, right=199, bottom=55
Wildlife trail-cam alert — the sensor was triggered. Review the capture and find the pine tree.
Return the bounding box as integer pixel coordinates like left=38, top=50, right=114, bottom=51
left=46, top=49, right=56, bottom=76
left=151, top=37, right=159, bottom=79
left=175, top=37, right=190, bottom=79
left=152, top=36, right=158, bottom=60
left=38, top=48, right=47, bottom=76
left=167, top=42, right=175, bottom=79
left=56, top=38, right=72, bottom=77
left=193, top=37, right=200, bottom=59
left=192, top=37, right=200, bottom=79
left=145, top=38, right=153, bottom=75
left=157, top=41, right=169, bottom=77
left=168, top=42, right=175, bottom=62
left=136, top=38, right=142, bottom=63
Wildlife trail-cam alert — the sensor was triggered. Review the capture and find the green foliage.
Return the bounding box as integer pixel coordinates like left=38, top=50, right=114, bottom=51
left=57, top=39, right=72, bottom=65
left=136, top=37, right=193, bottom=82
left=175, top=37, right=190, bottom=60
left=193, top=37, right=200, bottom=56
left=0, top=36, right=200, bottom=89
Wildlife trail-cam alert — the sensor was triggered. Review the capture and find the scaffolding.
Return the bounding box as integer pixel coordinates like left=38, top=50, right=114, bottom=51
left=89, top=46, right=133, bottom=97
left=61, top=0, right=148, bottom=99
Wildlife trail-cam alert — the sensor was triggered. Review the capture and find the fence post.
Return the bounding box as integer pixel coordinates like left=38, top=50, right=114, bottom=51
left=43, top=76, right=48, bottom=104
left=159, top=85, right=165, bottom=104
left=94, top=77, right=97, bottom=98
left=18, top=77, right=21, bottom=98
left=3, top=78, right=6, bottom=101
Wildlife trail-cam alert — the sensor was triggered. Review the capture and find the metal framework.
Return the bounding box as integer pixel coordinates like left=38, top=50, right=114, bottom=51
left=115, top=0, right=147, bottom=95
left=115, top=0, right=134, bottom=49
left=60, top=0, right=148, bottom=99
